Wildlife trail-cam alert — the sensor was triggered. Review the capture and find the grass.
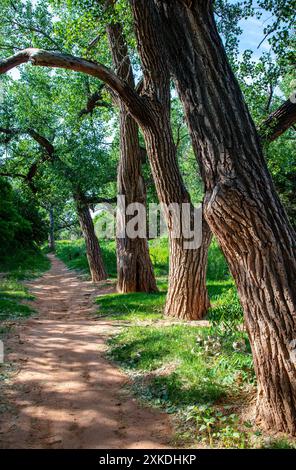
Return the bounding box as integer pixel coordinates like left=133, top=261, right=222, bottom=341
left=107, top=324, right=257, bottom=447
left=108, top=325, right=254, bottom=405
left=93, top=238, right=242, bottom=324
left=56, top=239, right=117, bottom=278
left=0, top=248, right=50, bottom=281
left=96, top=290, right=166, bottom=321
left=0, top=248, right=50, bottom=327
left=0, top=279, right=34, bottom=322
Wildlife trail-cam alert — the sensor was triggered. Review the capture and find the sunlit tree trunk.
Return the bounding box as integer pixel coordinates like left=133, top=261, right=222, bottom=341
left=142, top=115, right=212, bottom=318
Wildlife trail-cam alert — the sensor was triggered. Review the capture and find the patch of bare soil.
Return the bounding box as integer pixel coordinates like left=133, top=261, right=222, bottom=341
left=0, top=255, right=172, bottom=449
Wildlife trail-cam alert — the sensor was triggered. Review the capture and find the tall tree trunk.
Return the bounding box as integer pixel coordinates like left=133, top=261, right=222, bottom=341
left=74, top=192, right=107, bottom=282
left=147, top=0, right=296, bottom=433
left=0, top=4, right=211, bottom=318
left=129, top=2, right=212, bottom=319
left=143, top=116, right=212, bottom=318
left=106, top=21, right=157, bottom=293
left=48, top=206, right=55, bottom=252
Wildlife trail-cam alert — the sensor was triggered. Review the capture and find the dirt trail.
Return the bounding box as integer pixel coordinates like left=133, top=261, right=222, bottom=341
left=0, top=255, right=172, bottom=449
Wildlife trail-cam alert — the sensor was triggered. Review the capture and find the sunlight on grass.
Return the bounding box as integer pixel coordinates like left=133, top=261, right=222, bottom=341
left=55, top=237, right=170, bottom=279
left=108, top=325, right=254, bottom=406
left=96, top=290, right=166, bottom=320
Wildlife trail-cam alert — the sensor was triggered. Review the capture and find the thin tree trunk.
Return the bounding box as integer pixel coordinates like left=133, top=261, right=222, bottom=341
left=74, top=192, right=107, bottom=282
left=147, top=0, right=296, bottom=434
left=106, top=21, right=157, bottom=293
left=48, top=207, right=55, bottom=252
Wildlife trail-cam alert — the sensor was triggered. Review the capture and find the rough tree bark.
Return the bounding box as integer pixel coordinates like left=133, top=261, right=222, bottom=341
left=74, top=191, right=107, bottom=282
left=146, top=0, right=296, bottom=433
left=1, top=3, right=296, bottom=425
left=106, top=21, right=157, bottom=293
left=141, top=110, right=212, bottom=318
left=129, top=1, right=212, bottom=319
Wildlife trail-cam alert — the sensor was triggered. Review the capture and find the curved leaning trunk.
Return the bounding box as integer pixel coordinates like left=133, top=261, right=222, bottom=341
left=107, top=21, right=157, bottom=293
left=75, top=194, right=107, bottom=283
left=148, top=0, right=296, bottom=433
left=141, top=110, right=211, bottom=319
left=127, top=0, right=211, bottom=320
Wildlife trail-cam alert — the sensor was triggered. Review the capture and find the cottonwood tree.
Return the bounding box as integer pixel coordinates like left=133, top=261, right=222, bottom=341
left=0, top=3, right=212, bottom=318
left=3, top=0, right=157, bottom=293
left=1, top=2, right=295, bottom=317
left=137, top=0, right=296, bottom=434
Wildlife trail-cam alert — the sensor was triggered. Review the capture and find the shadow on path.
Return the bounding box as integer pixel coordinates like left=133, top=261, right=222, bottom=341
left=0, top=255, right=172, bottom=449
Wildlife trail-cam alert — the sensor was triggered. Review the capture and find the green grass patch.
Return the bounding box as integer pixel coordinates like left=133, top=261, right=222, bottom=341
left=207, top=281, right=243, bottom=331
left=107, top=324, right=257, bottom=447
left=108, top=325, right=254, bottom=406
left=96, top=290, right=166, bottom=321
left=207, top=240, right=229, bottom=281
left=0, top=248, right=50, bottom=281
left=0, top=280, right=33, bottom=321
left=55, top=239, right=117, bottom=278
left=149, top=237, right=170, bottom=276
left=96, top=279, right=242, bottom=323
left=0, top=248, right=50, bottom=325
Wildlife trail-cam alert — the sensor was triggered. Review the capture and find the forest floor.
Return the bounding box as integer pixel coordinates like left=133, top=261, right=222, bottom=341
left=0, top=254, right=172, bottom=449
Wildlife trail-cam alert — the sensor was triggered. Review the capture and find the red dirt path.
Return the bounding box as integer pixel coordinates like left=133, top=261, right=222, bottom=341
left=0, top=255, right=172, bottom=449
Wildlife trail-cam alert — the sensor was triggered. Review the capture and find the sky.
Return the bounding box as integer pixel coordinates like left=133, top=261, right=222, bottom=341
left=238, top=13, right=274, bottom=59
left=239, top=17, right=271, bottom=56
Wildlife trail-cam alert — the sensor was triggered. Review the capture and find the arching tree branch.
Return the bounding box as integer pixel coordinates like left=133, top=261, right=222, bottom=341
left=0, top=48, right=145, bottom=119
